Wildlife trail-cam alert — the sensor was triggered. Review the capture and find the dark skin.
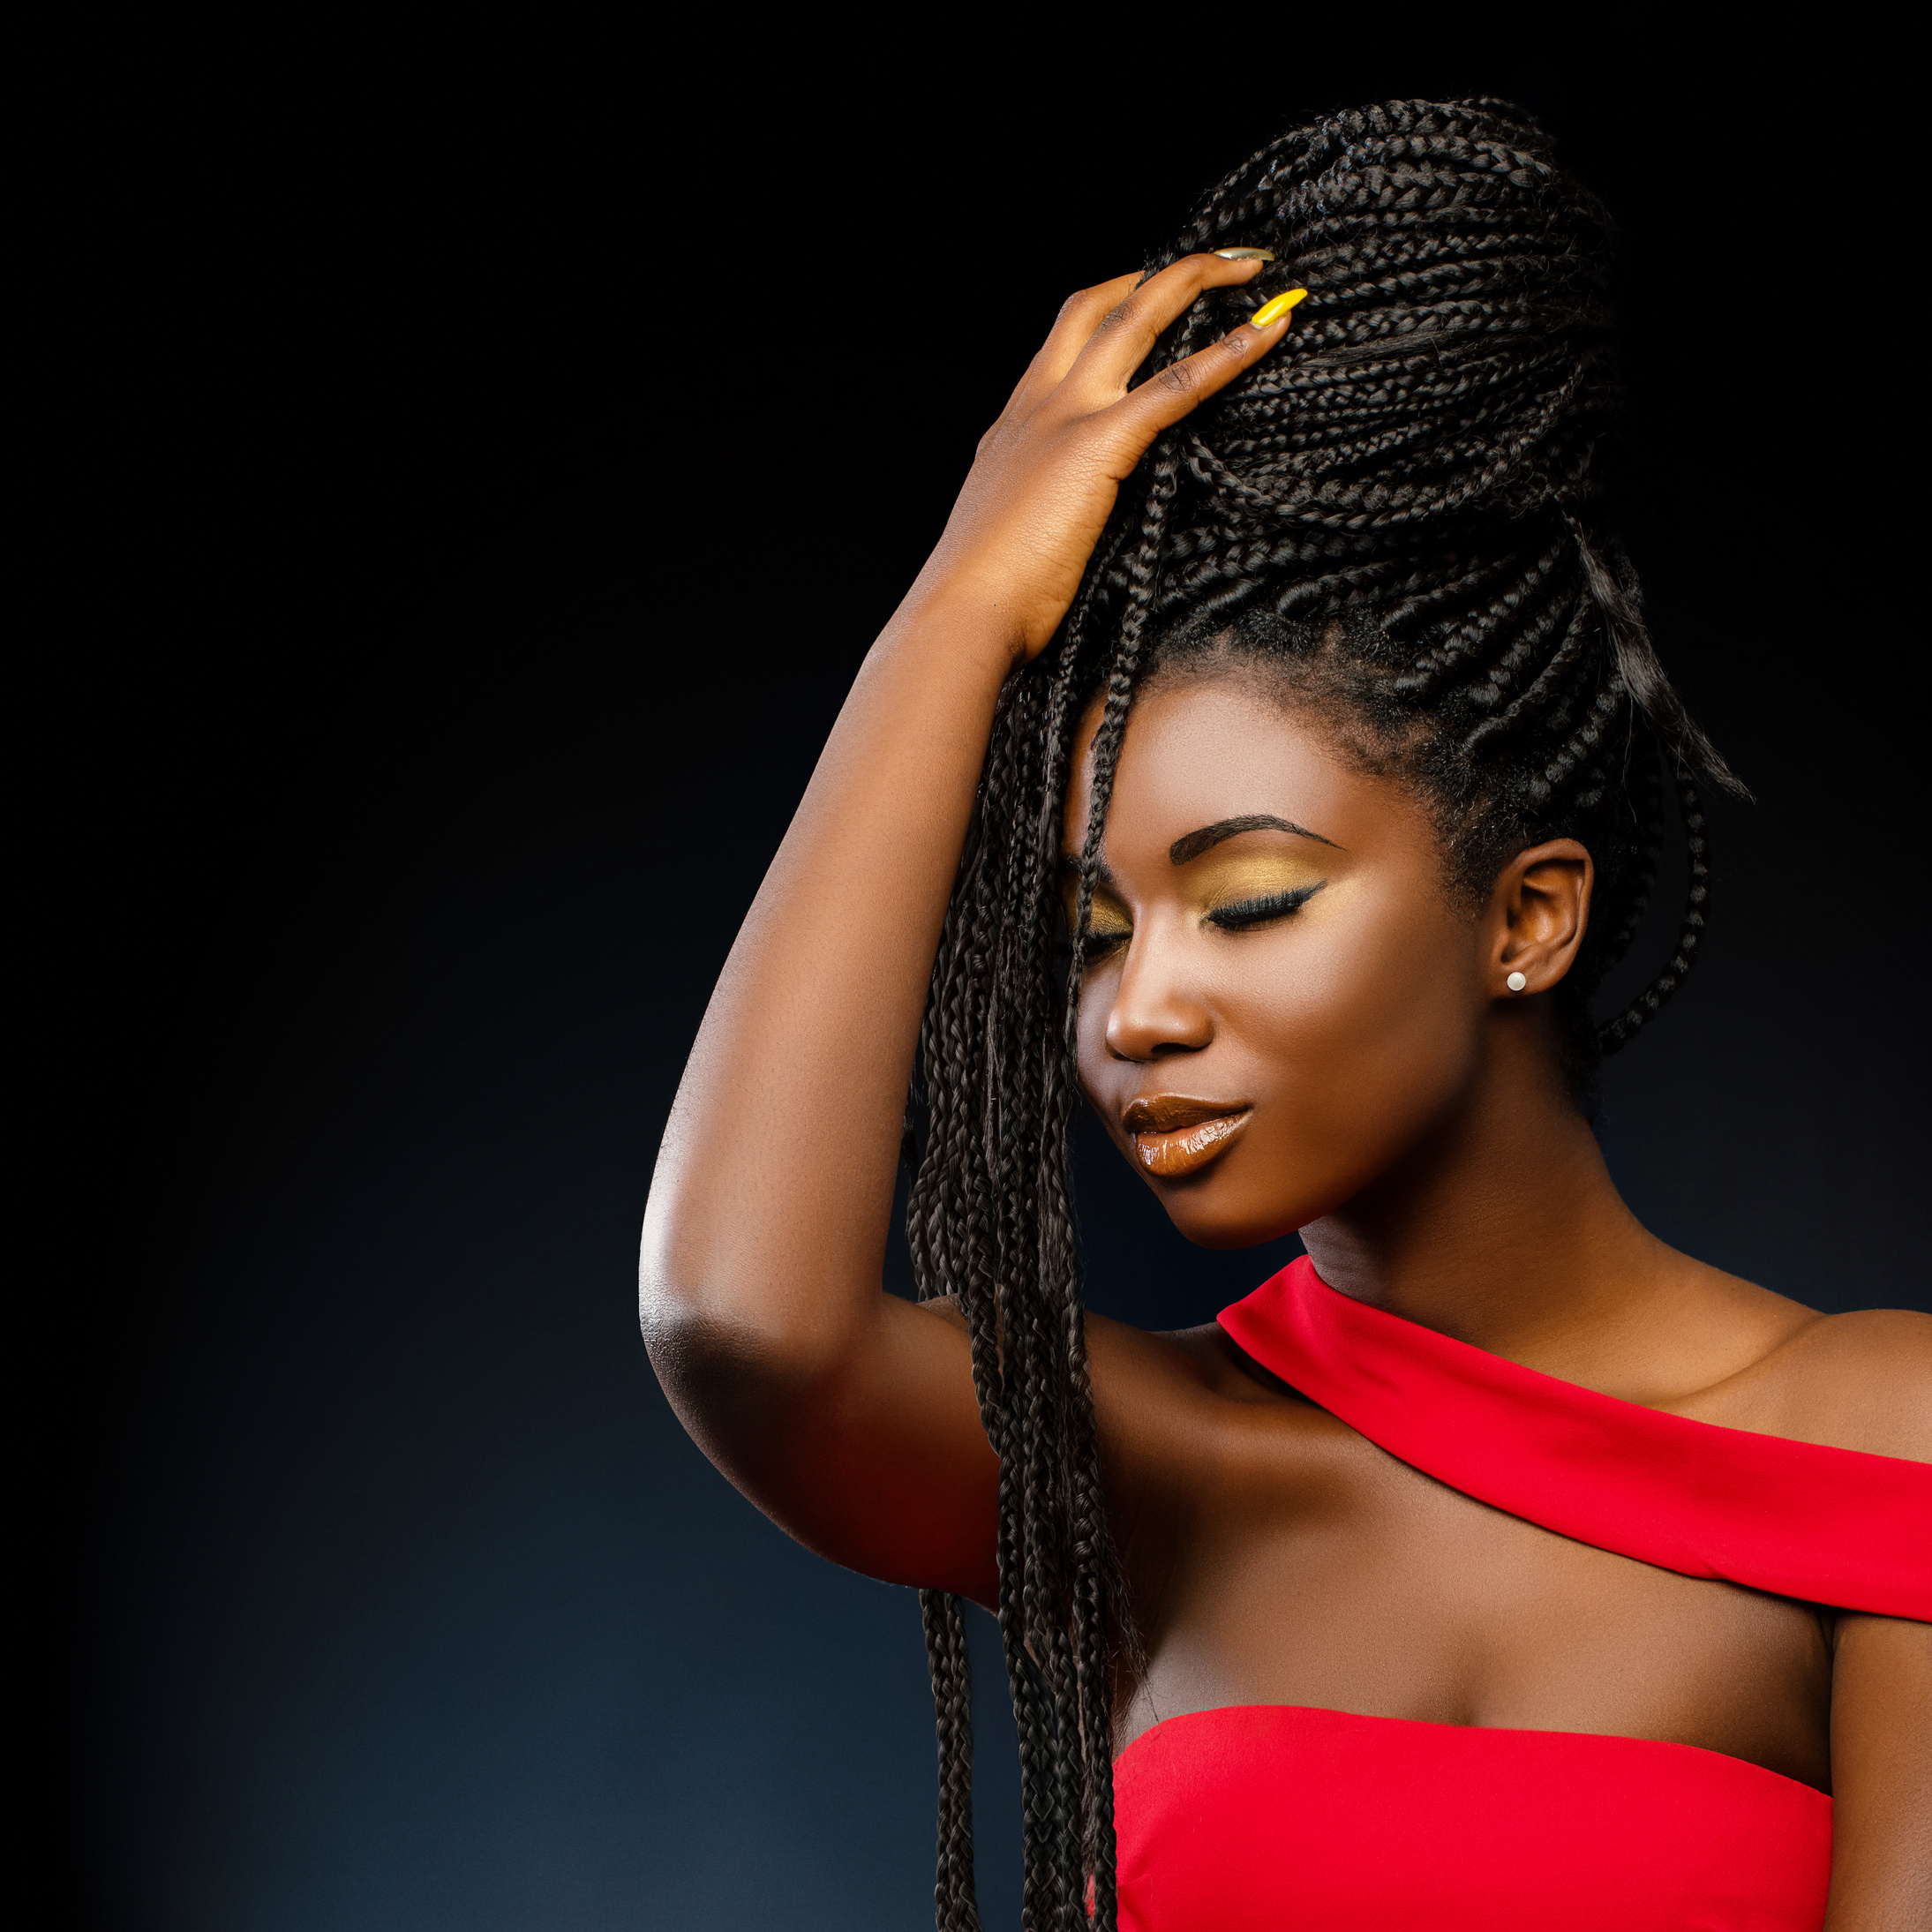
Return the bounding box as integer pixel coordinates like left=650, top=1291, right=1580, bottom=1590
left=641, top=254, right=1931, bottom=1926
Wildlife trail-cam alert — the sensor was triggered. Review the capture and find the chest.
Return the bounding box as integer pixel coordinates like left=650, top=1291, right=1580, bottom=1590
left=1118, top=1407, right=1834, bottom=1788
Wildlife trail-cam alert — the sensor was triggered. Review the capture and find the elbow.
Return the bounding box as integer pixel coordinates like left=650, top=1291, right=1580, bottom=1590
left=639, top=1260, right=849, bottom=1394
left=636, top=1229, right=761, bottom=1393
left=637, top=1208, right=852, bottom=1419
left=639, top=1161, right=871, bottom=1375
left=638, top=1267, right=853, bottom=1485
left=638, top=1284, right=761, bottom=1425
left=636, top=1171, right=743, bottom=1362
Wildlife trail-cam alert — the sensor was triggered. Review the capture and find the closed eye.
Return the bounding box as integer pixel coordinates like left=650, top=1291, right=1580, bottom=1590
left=1207, top=882, right=1325, bottom=931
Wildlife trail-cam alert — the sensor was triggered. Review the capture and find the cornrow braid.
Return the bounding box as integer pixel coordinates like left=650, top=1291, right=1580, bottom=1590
left=906, top=98, right=1741, bottom=1928
left=1597, top=762, right=1710, bottom=1053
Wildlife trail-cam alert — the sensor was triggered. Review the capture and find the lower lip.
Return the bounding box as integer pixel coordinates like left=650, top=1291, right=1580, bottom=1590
left=1131, top=1110, right=1253, bottom=1178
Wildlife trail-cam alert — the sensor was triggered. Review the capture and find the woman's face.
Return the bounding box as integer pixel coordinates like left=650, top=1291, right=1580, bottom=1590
left=1064, top=669, right=1492, bottom=1249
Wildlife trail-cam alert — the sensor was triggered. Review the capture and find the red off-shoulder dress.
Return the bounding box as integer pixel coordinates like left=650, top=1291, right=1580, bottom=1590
left=1109, top=1258, right=1931, bottom=1931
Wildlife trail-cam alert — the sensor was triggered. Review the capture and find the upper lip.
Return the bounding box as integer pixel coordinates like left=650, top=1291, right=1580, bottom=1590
left=1123, top=1094, right=1252, bottom=1134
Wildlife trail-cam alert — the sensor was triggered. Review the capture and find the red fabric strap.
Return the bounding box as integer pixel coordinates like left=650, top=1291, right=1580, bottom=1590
left=1218, top=1257, right=1931, bottom=1620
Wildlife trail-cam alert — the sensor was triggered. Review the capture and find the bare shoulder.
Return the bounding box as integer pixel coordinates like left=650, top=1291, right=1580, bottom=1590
left=918, top=1299, right=1302, bottom=1417
left=1733, top=1304, right=1932, bottom=1462
left=1085, top=1310, right=1317, bottom=1410
left=1083, top=1310, right=1242, bottom=1408
left=1082, top=1309, right=1343, bottom=1504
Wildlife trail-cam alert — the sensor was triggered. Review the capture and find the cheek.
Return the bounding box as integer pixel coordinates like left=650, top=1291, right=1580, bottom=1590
left=1072, top=976, right=1116, bottom=1100
left=1259, top=912, right=1468, bottom=1112
left=1240, top=898, right=1479, bottom=1169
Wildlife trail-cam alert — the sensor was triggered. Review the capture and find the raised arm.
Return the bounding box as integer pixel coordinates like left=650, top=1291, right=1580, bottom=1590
left=639, top=252, right=1298, bottom=1597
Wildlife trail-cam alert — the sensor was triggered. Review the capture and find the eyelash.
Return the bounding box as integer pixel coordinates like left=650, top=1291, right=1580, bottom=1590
left=1075, top=883, right=1323, bottom=958
left=1207, top=883, right=1323, bottom=931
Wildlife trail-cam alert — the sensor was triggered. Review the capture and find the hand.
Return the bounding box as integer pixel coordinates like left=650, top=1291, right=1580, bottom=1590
left=917, top=254, right=1299, bottom=664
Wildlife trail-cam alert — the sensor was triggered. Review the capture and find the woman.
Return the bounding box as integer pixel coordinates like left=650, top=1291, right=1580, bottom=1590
left=640, top=100, right=1929, bottom=1928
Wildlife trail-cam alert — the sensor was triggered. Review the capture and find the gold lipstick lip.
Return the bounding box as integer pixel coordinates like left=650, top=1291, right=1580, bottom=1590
left=1123, top=1094, right=1253, bottom=1134
left=1129, top=1107, right=1254, bottom=1179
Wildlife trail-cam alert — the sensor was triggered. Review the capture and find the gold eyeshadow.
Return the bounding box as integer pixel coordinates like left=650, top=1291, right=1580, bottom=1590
left=1188, top=853, right=1326, bottom=913
left=1061, top=878, right=1132, bottom=937
left=1059, top=851, right=1325, bottom=945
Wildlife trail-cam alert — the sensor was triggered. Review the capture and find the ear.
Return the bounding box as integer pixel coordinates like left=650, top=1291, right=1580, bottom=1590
left=1485, top=838, right=1593, bottom=1000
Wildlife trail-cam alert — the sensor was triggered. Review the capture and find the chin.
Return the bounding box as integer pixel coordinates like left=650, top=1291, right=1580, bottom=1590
left=1182, top=1222, right=1297, bottom=1252
left=1154, top=1176, right=1309, bottom=1252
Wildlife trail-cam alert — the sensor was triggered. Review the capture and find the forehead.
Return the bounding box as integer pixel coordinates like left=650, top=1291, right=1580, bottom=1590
left=1064, top=672, right=1433, bottom=866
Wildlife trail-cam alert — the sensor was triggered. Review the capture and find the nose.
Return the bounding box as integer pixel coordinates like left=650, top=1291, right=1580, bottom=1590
left=1101, top=926, right=1214, bottom=1063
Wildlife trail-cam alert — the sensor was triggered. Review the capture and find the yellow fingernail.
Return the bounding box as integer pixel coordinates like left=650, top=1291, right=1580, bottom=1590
left=1214, top=246, right=1276, bottom=261
left=1249, top=289, right=1308, bottom=329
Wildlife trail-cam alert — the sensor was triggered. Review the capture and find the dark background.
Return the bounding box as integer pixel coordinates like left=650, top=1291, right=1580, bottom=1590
left=32, top=27, right=1927, bottom=1931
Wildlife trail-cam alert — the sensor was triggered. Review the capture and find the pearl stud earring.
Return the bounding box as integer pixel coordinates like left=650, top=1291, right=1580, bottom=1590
left=1506, top=971, right=1528, bottom=993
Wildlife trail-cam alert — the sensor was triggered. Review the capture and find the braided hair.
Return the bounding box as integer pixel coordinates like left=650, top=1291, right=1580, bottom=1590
left=905, top=97, right=1743, bottom=1930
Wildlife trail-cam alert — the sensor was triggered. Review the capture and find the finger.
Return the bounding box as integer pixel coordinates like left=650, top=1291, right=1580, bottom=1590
left=1101, top=289, right=1306, bottom=451
left=1063, top=253, right=1272, bottom=398
left=996, top=272, right=1145, bottom=422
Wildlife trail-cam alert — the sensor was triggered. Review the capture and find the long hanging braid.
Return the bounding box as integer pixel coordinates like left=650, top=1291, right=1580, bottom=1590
left=905, top=98, right=1746, bottom=1930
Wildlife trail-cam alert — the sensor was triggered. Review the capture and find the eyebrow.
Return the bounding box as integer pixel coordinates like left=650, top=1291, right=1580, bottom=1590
left=1169, top=815, right=1341, bottom=866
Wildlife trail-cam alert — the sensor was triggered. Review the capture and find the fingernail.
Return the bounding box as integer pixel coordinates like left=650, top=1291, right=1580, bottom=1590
left=1248, top=288, right=1308, bottom=329
left=1214, top=246, right=1276, bottom=262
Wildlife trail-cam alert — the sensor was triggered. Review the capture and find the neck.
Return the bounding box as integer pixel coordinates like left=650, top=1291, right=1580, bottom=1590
left=1297, top=1009, right=1762, bottom=1394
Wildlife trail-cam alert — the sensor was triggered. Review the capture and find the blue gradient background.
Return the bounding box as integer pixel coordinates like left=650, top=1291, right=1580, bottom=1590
left=42, top=38, right=1926, bottom=1932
